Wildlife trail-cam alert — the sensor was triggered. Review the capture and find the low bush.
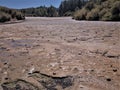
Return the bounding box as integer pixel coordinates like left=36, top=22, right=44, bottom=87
left=0, top=6, right=25, bottom=22
left=73, top=8, right=88, bottom=20
left=73, top=0, right=120, bottom=21
left=85, top=2, right=95, bottom=10
left=16, top=12, right=25, bottom=20
left=110, top=1, right=120, bottom=21
left=99, top=9, right=107, bottom=19
left=86, top=8, right=99, bottom=20
left=0, top=12, right=11, bottom=22
left=64, top=11, right=73, bottom=16
left=101, top=12, right=112, bottom=21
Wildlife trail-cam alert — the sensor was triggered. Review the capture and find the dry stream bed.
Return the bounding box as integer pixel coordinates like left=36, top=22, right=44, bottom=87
left=0, top=17, right=120, bottom=90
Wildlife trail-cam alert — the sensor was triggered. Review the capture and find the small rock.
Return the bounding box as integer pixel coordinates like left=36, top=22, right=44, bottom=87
left=53, top=72, right=56, bottom=75
left=28, top=67, right=35, bottom=74
left=4, top=62, right=8, bottom=65
left=113, top=69, right=117, bottom=72
left=49, top=62, right=58, bottom=67
left=4, top=77, right=9, bottom=80
left=3, top=72, right=8, bottom=75
left=73, top=67, right=79, bottom=73
left=78, top=52, right=82, bottom=55
left=91, top=70, right=94, bottom=72
left=106, top=78, right=111, bottom=82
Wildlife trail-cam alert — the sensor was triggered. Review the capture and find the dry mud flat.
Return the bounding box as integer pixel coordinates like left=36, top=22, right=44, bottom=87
left=0, top=17, right=120, bottom=90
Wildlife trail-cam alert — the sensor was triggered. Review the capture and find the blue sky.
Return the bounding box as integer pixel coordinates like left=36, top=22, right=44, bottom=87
left=0, top=0, right=62, bottom=9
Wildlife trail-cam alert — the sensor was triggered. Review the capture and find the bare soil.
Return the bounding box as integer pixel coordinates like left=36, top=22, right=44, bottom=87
left=0, top=17, right=120, bottom=90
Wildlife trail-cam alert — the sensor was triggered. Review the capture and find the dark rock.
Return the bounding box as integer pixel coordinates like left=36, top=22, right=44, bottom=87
left=106, top=78, right=111, bottom=82
left=53, top=72, right=56, bottom=75
left=113, top=69, right=117, bottom=72
left=31, top=72, right=74, bottom=89
left=4, top=62, right=8, bottom=65
left=15, top=84, right=21, bottom=90
left=1, top=79, right=39, bottom=90
left=54, top=76, right=73, bottom=89
left=78, top=53, right=82, bottom=55
left=91, top=70, right=94, bottom=72
left=4, top=77, right=9, bottom=80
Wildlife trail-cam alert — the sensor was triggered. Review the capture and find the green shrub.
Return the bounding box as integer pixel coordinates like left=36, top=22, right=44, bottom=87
left=86, top=8, right=100, bottom=20
left=64, top=11, right=73, bottom=16
left=73, top=8, right=88, bottom=20
left=99, top=9, right=107, bottom=19
left=0, top=6, right=25, bottom=22
left=111, top=1, right=120, bottom=14
left=101, top=12, right=112, bottom=21
left=16, top=12, right=25, bottom=20
left=85, top=2, right=95, bottom=10
left=11, top=10, right=17, bottom=18
left=0, top=12, right=11, bottom=22
left=72, top=0, right=120, bottom=21
left=110, top=1, right=120, bottom=21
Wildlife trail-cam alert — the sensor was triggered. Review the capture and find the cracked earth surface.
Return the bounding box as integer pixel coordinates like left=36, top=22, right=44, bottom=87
left=0, top=17, right=120, bottom=90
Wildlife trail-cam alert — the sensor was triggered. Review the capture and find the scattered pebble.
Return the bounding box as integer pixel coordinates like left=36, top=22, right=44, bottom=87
left=113, top=69, right=117, bottom=72
left=53, top=72, right=56, bottom=75
left=106, top=78, right=111, bottom=82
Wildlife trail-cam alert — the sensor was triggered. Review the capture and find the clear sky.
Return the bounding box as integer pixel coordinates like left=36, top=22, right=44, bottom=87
left=0, top=0, right=62, bottom=9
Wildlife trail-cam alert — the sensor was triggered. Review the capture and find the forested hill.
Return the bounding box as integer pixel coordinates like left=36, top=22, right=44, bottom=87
left=0, top=6, right=25, bottom=22
left=59, top=0, right=88, bottom=16
left=58, top=0, right=120, bottom=21
left=20, top=6, right=58, bottom=17
left=20, top=0, right=88, bottom=17
left=73, top=0, right=120, bottom=21
left=20, top=0, right=120, bottom=21
left=1, top=0, right=120, bottom=22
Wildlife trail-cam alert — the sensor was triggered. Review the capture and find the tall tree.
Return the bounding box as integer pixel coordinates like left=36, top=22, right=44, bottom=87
left=59, top=0, right=88, bottom=16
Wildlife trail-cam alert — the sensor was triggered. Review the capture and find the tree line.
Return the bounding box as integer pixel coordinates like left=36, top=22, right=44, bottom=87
left=20, top=6, right=58, bottom=17
left=20, top=0, right=88, bottom=17
left=59, top=0, right=88, bottom=16
left=0, top=0, right=120, bottom=22
left=20, top=0, right=120, bottom=21
left=73, top=0, right=120, bottom=21
left=59, top=0, right=120, bottom=21
left=0, top=6, right=25, bottom=22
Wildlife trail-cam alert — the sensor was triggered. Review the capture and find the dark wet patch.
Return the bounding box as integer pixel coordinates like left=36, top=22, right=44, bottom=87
left=10, top=39, right=34, bottom=48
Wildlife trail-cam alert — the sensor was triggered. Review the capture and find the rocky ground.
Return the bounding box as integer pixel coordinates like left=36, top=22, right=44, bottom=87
left=0, top=17, right=120, bottom=90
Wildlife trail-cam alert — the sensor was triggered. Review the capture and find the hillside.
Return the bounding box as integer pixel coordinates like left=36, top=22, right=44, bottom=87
left=20, top=0, right=120, bottom=21
left=20, top=6, right=58, bottom=17
left=73, top=0, right=120, bottom=21
left=0, top=6, right=25, bottom=22
left=58, top=0, right=88, bottom=16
